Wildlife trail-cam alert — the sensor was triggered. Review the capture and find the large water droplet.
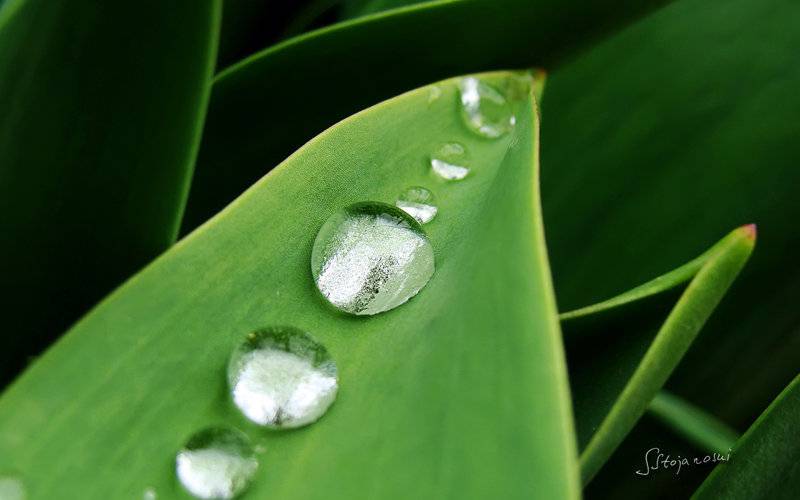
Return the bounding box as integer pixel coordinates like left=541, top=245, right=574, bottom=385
left=396, top=187, right=438, bottom=224
left=142, top=487, right=157, bottom=500
left=430, top=142, right=470, bottom=180
left=228, top=327, right=338, bottom=428
left=175, top=427, right=258, bottom=500
left=312, top=202, right=435, bottom=315
left=459, top=76, right=515, bottom=138
left=0, top=477, right=25, bottom=500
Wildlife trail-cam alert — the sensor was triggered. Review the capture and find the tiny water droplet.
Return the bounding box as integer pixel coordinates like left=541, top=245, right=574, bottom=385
left=312, top=202, right=435, bottom=315
left=396, top=187, right=438, bottom=224
left=427, top=85, right=442, bottom=103
left=430, top=142, right=470, bottom=180
left=228, top=327, right=338, bottom=428
left=0, top=477, right=25, bottom=500
left=175, top=426, right=258, bottom=500
left=459, top=76, right=515, bottom=138
left=142, top=487, right=157, bottom=500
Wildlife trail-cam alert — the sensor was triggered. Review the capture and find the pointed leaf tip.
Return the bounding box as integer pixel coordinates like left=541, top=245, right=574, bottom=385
left=740, top=223, right=757, bottom=241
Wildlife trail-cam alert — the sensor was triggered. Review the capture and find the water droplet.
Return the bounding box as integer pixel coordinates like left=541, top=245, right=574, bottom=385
left=0, top=477, right=25, bottom=500
left=142, top=487, right=157, bottom=500
left=228, top=327, right=338, bottom=428
left=430, top=142, right=470, bottom=180
left=175, top=426, right=258, bottom=500
left=312, top=202, right=435, bottom=315
left=427, top=85, right=442, bottom=103
left=396, top=187, right=438, bottom=224
left=459, top=76, right=515, bottom=138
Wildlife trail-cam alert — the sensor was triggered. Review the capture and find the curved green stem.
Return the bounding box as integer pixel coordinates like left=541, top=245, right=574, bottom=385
left=575, top=225, right=756, bottom=484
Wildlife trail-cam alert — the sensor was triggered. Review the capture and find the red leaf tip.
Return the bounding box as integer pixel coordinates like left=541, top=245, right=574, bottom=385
left=741, top=223, right=757, bottom=240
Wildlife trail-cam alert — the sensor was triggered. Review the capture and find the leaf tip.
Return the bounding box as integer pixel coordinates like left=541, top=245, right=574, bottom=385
left=740, top=223, right=757, bottom=241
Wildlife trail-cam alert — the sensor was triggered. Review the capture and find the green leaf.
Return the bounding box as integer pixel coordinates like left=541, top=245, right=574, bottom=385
left=648, top=391, right=739, bottom=456
left=0, top=73, right=580, bottom=499
left=693, top=374, right=800, bottom=499
left=559, top=246, right=707, bottom=322
left=182, top=0, right=672, bottom=232
left=0, top=0, right=221, bottom=383
left=561, top=226, right=755, bottom=483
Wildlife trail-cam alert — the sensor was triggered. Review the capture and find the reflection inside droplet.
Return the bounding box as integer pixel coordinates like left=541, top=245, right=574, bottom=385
left=430, top=142, right=470, bottom=180
left=0, top=476, right=25, bottom=500
left=396, top=186, right=438, bottom=224
left=458, top=76, right=515, bottom=138
left=312, top=202, right=435, bottom=315
left=175, top=427, right=258, bottom=500
left=228, top=327, right=338, bottom=428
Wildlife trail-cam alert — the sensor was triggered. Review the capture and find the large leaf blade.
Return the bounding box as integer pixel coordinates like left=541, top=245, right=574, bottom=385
left=0, top=0, right=221, bottom=383
left=0, top=73, right=579, bottom=499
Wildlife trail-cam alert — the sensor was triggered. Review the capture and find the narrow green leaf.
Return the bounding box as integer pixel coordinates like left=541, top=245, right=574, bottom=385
left=559, top=248, right=708, bottom=321
left=648, top=391, right=739, bottom=456
left=0, top=73, right=580, bottom=499
left=0, top=0, right=222, bottom=384
left=567, top=226, right=755, bottom=484
left=183, top=0, right=672, bottom=232
left=693, top=374, right=800, bottom=499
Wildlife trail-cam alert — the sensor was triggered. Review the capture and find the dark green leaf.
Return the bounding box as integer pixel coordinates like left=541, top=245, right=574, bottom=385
left=182, top=0, right=671, bottom=232
left=694, top=374, right=800, bottom=499
left=0, top=0, right=221, bottom=384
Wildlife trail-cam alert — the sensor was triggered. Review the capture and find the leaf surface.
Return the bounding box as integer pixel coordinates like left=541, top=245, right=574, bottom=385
left=0, top=73, right=580, bottom=500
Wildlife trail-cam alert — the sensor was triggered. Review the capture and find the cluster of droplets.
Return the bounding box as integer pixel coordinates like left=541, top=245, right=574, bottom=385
left=176, top=327, right=339, bottom=499
left=172, top=74, right=518, bottom=499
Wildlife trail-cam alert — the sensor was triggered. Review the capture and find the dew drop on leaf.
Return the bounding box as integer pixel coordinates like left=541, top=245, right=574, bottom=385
left=142, top=487, right=157, bottom=500
left=312, top=202, right=435, bottom=315
left=0, top=476, right=25, bottom=500
left=396, top=186, right=438, bottom=224
left=175, top=426, right=258, bottom=500
left=430, top=142, right=470, bottom=180
left=458, top=76, right=515, bottom=138
left=228, top=327, right=338, bottom=428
